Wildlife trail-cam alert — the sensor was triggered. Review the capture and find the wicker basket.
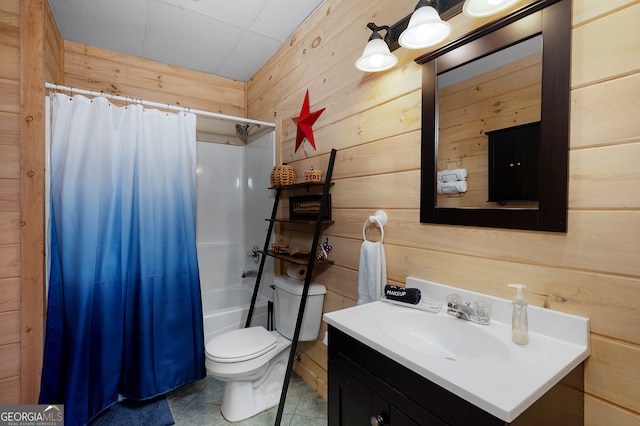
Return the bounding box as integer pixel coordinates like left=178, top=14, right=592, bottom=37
left=304, top=169, right=322, bottom=182
left=270, top=165, right=296, bottom=186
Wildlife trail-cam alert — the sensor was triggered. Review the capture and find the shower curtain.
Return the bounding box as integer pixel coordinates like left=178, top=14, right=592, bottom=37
left=40, top=93, right=206, bottom=426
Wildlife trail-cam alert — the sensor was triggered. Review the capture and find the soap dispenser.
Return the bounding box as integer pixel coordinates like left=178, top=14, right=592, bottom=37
left=508, top=284, right=529, bottom=345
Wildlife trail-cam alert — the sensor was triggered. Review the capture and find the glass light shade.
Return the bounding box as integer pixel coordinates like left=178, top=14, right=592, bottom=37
left=463, top=0, right=521, bottom=17
left=398, top=6, right=452, bottom=49
left=355, top=38, right=398, bottom=72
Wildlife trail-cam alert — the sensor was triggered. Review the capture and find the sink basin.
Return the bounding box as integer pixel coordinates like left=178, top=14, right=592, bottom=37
left=375, top=310, right=511, bottom=365
left=324, top=278, right=590, bottom=422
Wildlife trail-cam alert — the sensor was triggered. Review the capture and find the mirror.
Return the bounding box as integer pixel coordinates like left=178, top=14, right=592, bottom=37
left=437, top=36, right=542, bottom=208
left=417, top=0, right=570, bottom=232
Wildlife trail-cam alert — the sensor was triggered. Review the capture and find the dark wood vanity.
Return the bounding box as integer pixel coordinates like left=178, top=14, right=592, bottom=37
left=328, top=326, right=584, bottom=425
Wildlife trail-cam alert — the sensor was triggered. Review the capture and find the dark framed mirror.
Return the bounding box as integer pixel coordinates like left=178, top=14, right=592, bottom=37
left=417, top=0, right=570, bottom=232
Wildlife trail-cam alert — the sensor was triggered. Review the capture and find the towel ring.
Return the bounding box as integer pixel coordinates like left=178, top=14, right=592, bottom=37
left=362, top=210, right=387, bottom=243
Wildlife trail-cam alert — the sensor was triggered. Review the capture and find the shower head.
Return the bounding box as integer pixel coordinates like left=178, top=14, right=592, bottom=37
left=235, top=123, right=260, bottom=141
left=235, top=123, right=249, bottom=139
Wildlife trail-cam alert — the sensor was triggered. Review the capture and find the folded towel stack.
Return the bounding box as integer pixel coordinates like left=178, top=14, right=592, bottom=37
left=384, top=285, right=421, bottom=305
left=437, top=168, right=468, bottom=195
left=437, top=168, right=467, bottom=182
left=437, top=180, right=467, bottom=194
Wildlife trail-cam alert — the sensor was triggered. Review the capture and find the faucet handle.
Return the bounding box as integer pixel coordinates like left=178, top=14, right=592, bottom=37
left=446, top=293, right=462, bottom=312
left=246, top=245, right=260, bottom=264
left=446, top=293, right=462, bottom=305
left=473, top=300, right=492, bottom=323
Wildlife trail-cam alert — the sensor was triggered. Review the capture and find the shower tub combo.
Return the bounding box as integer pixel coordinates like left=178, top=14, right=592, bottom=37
left=201, top=285, right=270, bottom=343
left=196, top=242, right=271, bottom=342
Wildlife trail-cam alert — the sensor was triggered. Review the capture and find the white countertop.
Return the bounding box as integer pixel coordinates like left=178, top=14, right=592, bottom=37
left=323, top=277, right=590, bottom=422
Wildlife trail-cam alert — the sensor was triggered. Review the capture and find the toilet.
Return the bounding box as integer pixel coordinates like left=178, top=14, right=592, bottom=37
left=205, top=275, right=327, bottom=422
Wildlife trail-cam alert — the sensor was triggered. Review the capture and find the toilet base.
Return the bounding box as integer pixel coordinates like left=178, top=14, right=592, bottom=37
left=220, top=354, right=288, bottom=422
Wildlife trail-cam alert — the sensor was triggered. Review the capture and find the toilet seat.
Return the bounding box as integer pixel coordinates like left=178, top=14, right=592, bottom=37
left=206, top=326, right=278, bottom=363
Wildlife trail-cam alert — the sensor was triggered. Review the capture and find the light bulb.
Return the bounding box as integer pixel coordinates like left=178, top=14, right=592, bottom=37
left=355, top=37, right=398, bottom=72
left=369, top=54, right=384, bottom=68
left=413, top=24, right=432, bottom=42
left=463, top=0, right=521, bottom=17
left=398, top=6, right=452, bottom=49
left=407, top=22, right=450, bottom=46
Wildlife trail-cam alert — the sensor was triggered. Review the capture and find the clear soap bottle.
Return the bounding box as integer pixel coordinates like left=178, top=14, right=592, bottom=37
left=508, top=284, right=529, bottom=345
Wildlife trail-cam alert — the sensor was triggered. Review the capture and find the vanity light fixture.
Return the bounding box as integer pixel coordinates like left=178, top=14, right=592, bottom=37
left=462, top=0, right=521, bottom=17
left=356, top=0, right=522, bottom=72
left=398, top=0, right=452, bottom=49
left=355, top=23, right=398, bottom=72
left=355, top=0, right=459, bottom=73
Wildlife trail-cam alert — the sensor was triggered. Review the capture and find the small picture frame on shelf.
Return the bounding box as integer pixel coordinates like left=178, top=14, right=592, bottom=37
left=289, top=195, right=331, bottom=220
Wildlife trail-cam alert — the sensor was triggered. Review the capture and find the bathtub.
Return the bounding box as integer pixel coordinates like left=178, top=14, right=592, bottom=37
left=201, top=285, right=270, bottom=343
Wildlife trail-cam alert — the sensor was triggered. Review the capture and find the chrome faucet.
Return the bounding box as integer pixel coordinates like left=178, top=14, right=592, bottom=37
left=242, top=269, right=258, bottom=278
left=446, top=295, right=491, bottom=325
left=246, top=245, right=260, bottom=264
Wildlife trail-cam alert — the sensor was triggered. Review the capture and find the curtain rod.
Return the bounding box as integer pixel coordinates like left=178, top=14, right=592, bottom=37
left=45, top=82, right=276, bottom=128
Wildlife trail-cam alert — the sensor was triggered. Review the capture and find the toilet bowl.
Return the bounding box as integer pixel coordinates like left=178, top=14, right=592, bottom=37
left=205, top=327, right=291, bottom=421
left=205, top=276, right=326, bottom=422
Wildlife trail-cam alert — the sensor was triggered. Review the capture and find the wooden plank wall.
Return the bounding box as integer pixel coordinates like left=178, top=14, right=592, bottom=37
left=0, top=0, right=22, bottom=404
left=19, top=0, right=48, bottom=404
left=0, top=0, right=62, bottom=404
left=43, top=0, right=62, bottom=84
left=62, top=41, right=248, bottom=144
left=247, top=0, right=640, bottom=422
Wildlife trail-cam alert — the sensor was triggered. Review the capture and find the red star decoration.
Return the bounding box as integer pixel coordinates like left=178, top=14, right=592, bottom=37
left=292, top=90, right=325, bottom=152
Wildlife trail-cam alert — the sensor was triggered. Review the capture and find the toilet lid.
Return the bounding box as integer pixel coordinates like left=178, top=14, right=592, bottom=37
left=206, top=326, right=278, bottom=363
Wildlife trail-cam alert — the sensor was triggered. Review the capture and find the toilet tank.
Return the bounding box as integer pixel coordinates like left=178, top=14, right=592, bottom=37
left=273, top=275, right=326, bottom=341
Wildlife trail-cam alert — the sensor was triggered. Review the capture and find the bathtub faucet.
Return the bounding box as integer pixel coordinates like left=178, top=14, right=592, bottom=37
left=246, top=245, right=260, bottom=264
left=242, top=270, right=258, bottom=278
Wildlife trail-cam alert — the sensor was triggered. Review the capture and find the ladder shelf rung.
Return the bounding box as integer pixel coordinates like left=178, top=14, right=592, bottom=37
left=266, top=218, right=334, bottom=225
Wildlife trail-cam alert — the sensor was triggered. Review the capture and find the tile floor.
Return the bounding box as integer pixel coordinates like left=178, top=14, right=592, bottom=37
left=167, top=374, right=328, bottom=426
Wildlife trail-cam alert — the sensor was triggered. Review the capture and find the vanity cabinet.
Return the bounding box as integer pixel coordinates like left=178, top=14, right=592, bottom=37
left=328, top=326, right=584, bottom=426
left=329, top=361, right=443, bottom=426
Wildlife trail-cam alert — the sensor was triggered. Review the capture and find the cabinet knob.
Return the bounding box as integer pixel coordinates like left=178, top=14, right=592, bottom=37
left=370, top=413, right=386, bottom=426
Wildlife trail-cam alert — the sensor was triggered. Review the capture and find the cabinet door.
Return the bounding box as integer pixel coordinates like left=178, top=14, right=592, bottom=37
left=329, top=360, right=438, bottom=426
left=389, top=406, right=420, bottom=426
left=329, top=361, right=389, bottom=425
left=487, top=122, right=540, bottom=202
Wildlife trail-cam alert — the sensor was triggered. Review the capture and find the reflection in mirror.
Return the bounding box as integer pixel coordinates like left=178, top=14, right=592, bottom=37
left=437, top=36, right=542, bottom=209
left=417, top=0, right=570, bottom=232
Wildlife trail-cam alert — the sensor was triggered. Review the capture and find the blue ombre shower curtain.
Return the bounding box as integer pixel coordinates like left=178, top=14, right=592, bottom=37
left=40, top=93, right=206, bottom=426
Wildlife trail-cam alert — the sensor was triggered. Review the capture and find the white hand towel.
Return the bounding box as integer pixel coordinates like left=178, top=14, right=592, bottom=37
left=357, top=240, right=387, bottom=305
left=437, top=168, right=468, bottom=183
left=437, top=180, right=467, bottom=194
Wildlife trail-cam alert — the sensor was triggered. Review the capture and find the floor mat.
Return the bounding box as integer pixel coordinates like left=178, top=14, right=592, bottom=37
left=89, top=396, right=174, bottom=426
